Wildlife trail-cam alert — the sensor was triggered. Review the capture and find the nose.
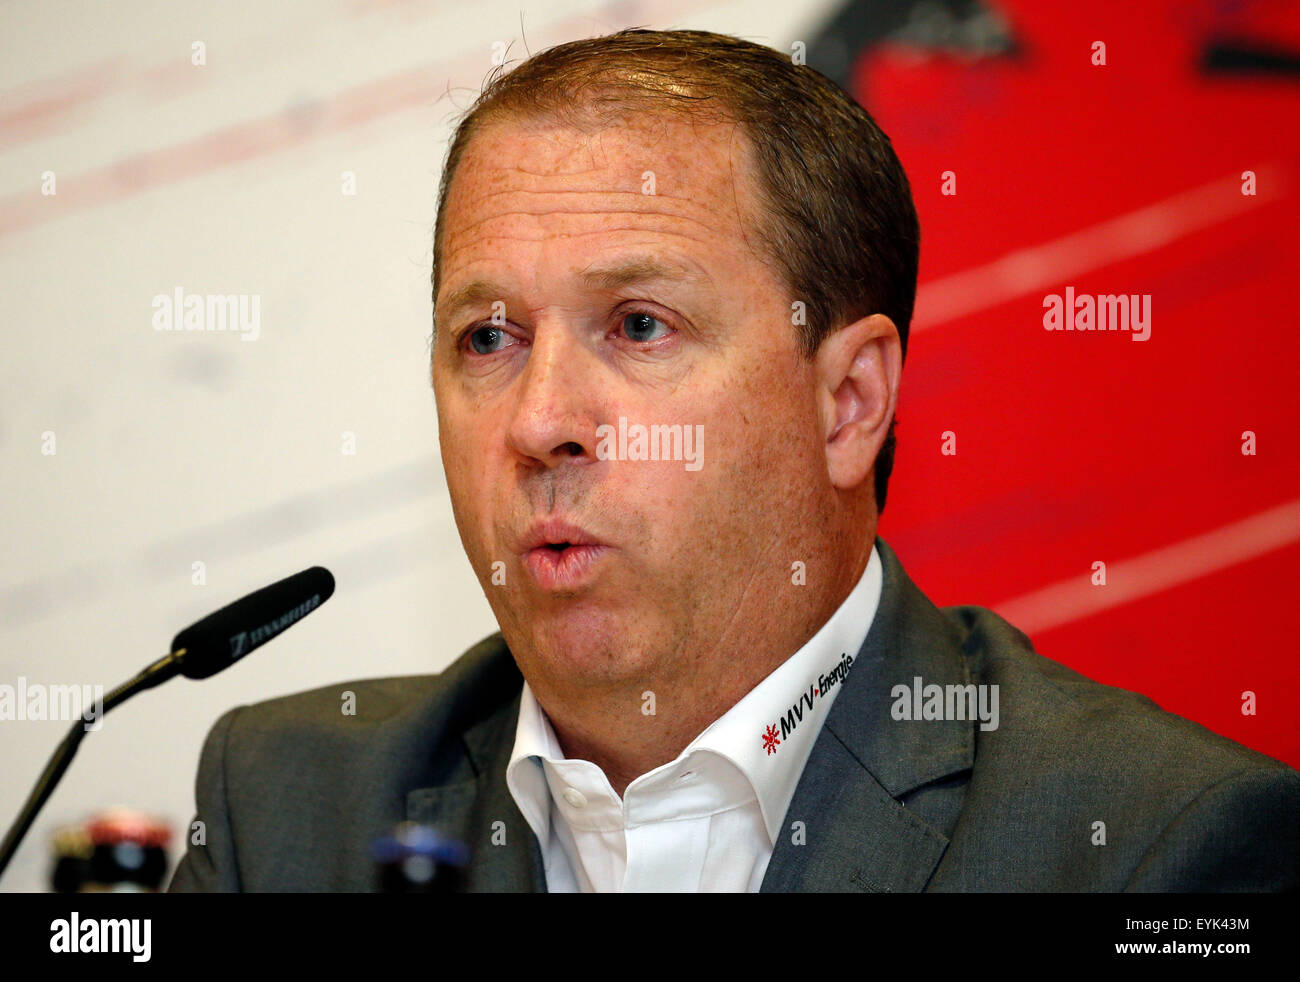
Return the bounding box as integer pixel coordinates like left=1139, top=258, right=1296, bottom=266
left=505, top=321, right=600, bottom=468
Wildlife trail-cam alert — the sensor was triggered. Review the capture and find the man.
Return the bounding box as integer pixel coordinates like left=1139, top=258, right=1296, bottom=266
left=168, top=29, right=1299, bottom=892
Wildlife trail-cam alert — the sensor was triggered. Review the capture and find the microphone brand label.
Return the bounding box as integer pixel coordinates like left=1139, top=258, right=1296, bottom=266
left=228, top=593, right=322, bottom=660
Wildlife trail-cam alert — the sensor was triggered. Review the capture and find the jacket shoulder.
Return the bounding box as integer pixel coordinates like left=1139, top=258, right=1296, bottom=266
left=947, top=603, right=1288, bottom=781
left=168, top=632, right=521, bottom=891
left=221, top=631, right=519, bottom=755
left=934, top=605, right=1300, bottom=890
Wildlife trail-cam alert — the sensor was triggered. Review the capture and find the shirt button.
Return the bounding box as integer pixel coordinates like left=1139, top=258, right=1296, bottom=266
left=562, top=787, right=587, bottom=808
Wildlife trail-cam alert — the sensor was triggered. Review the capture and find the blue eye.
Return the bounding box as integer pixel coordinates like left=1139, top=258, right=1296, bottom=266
left=468, top=325, right=512, bottom=354
left=621, top=312, right=671, bottom=342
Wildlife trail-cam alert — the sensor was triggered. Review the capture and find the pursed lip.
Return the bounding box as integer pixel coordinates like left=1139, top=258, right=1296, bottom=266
left=518, top=517, right=607, bottom=554
left=517, top=518, right=611, bottom=591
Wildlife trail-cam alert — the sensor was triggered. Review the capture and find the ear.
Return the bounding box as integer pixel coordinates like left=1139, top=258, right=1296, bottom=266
left=814, top=314, right=902, bottom=493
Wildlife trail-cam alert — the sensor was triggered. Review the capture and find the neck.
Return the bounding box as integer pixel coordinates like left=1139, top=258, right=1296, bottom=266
left=530, top=540, right=874, bottom=798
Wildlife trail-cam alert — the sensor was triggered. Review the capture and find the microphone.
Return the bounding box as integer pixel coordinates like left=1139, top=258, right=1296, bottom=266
left=0, top=566, right=335, bottom=880
left=166, top=565, right=335, bottom=681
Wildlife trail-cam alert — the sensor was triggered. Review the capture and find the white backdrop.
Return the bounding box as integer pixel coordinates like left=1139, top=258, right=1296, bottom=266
left=0, top=0, right=842, bottom=891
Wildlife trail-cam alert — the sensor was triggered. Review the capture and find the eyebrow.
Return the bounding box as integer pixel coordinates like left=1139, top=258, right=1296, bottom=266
left=437, top=280, right=506, bottom=326
left=436, top=257, right=709, bottom=325
left=578, top=257, right=702, bottom=291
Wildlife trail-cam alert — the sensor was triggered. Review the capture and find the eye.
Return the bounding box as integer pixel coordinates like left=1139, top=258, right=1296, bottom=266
left=620, top=311, right=672, bottom=343
left=465, top=325, right=518, bottom=355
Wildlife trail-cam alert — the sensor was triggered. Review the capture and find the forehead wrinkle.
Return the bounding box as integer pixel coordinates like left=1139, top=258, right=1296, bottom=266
left=464, top=156, right=734, bottom=193
left=446, top=208, right=722, bottom=244
left=440, top=216, right=725, bottom=274
left=446, top=183, right=732, bottom=227
left=446, top=154, right=746, bottom=223
left=458, top=113, right=748, bottom=189
left=500, top=157, right=608, bottom=176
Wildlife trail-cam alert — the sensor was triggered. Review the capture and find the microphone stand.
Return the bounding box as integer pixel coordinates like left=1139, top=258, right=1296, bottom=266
left=0, top=650, right=185, bottom=878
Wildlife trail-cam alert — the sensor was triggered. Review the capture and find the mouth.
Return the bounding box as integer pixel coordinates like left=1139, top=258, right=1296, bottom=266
left=524, top=543, right=609, bottom=590
left=519, top=520, right=610, bottom=591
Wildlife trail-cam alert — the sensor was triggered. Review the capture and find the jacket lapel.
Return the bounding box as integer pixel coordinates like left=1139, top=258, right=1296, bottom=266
left=406, top=687, right=547, bottom=892
left=762, top=537, right=975, bottom=892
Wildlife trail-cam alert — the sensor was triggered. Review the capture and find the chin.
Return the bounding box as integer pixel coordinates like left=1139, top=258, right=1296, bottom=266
left=508, top=603, right=657, bottom=686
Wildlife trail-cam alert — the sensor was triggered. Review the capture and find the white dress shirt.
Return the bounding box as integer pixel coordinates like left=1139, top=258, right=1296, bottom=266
left=505, top=543, right=883, bottom=892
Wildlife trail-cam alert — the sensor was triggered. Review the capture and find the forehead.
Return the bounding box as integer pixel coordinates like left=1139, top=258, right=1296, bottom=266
left=436, top=110, right=766, bottom=297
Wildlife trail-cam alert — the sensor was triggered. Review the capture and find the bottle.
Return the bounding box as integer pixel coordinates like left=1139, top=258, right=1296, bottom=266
left=51, top=808, right=170, bottom=892
left=370, top=822, right=469, bottom=893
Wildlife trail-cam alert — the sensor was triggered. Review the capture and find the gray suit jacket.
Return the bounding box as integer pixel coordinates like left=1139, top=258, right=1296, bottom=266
left=167, top=538, right=1300, bottom=892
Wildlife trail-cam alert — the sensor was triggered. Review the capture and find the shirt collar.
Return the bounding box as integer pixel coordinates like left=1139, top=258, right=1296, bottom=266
left=686, top=543, right=882, bottom=842
left=506, top=543, right=883, bottom=847
left=505, top=679, right=565, bottom=852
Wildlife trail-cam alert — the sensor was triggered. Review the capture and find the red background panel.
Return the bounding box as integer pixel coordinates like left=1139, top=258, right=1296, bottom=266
left=849, top=0, right=1299, bottom=766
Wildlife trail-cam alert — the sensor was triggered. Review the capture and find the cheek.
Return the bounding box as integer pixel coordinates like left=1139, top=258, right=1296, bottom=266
left=439, top=427, right=477, bottom=505
left=437, top=383, right=496, bottom=477
left=698, top=368, right=820, bottom=517
left=628, top=414, right=771, bottom=555
left=437, top=411, right=500, bottom=547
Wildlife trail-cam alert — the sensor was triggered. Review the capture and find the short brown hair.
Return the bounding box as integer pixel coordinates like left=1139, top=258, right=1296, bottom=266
left=432, top=29, right=919, bottom=513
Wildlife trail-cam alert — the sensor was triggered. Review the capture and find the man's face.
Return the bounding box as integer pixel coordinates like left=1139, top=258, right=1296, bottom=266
left=432, top=110, right=834, bottom=701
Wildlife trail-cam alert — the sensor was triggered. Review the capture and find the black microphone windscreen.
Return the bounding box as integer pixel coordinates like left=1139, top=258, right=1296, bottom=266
left=169, top=566, right=335, bottom=679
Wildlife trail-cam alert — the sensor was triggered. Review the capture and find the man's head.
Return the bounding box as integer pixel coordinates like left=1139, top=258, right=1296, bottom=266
left=430, top=30, right=917, bottom=720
